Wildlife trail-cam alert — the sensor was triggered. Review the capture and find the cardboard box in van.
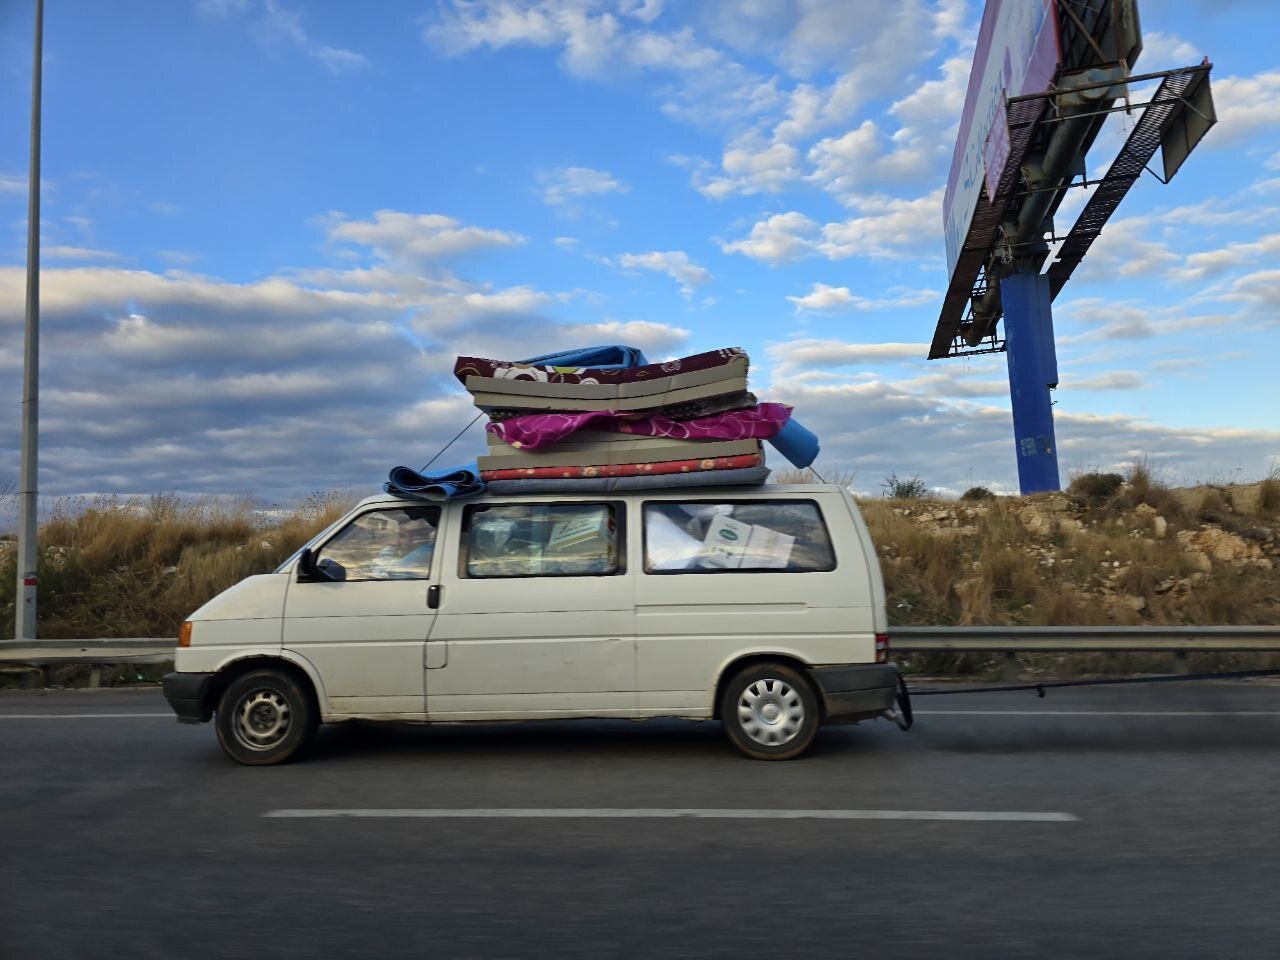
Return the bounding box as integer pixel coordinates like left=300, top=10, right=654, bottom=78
left=700, top=515, right=795, bottom=570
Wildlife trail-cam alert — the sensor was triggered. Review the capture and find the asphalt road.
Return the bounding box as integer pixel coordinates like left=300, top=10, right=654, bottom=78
left=4, top=681, right=1280, bottom=960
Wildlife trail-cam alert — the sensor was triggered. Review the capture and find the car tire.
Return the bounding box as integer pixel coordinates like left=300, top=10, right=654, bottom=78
left=720, top=662, right=820, bottom=760
left=215, top=668, right=317, bottom=766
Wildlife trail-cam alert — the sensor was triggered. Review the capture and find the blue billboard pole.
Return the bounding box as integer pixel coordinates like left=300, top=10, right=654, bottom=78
left=1000, top=271, right=1060, bottom=494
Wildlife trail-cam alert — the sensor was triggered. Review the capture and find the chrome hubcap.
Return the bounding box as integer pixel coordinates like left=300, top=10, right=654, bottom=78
left=738, top=678, right=804, bottom=746
left=232, top=688, right=291, bottom=751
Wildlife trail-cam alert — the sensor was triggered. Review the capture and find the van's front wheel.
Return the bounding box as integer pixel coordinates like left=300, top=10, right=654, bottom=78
left=720, top=663, right=819, bottom=760
left=215, top=669, right=317, bottom=765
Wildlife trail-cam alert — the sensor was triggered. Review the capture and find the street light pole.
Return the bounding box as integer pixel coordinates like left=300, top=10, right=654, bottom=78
left=16, top=0, right=43, bottom=641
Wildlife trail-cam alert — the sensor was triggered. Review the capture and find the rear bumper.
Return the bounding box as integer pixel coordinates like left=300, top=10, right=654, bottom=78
left=163, top=671, right=214, bottom=724
left=811, top=663, right=899, bottom=721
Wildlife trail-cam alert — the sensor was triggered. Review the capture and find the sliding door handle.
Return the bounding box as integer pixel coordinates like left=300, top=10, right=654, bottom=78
left=427, top=584, right=441, bottom=609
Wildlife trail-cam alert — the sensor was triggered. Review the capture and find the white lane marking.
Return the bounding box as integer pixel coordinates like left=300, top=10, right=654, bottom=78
left=264, top=808, right=1079, bottom=823
left=3, top=710, right=1278, bottom=720
left=0, top=713, right=171, bottom=719
left=916, top=710, right=1280, bottom=717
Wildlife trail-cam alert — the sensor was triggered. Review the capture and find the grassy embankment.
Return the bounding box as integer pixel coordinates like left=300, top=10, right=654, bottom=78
left=2, top=468, right=1277, bottom=684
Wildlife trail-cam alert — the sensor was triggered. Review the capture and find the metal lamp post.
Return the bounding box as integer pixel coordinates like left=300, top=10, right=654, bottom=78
left=16, top=0, right=43, bottom=641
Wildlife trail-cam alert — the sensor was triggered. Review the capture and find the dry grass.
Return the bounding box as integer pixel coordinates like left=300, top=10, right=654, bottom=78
left=860, top=476, right=1280, bottom=677
left=3, top=474, right=1277, bottom=682
left=0, top=492, right=355, bottom=640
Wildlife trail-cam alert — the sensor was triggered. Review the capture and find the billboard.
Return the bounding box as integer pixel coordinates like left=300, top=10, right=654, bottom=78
left=943, top=0, right=1061, bottom=280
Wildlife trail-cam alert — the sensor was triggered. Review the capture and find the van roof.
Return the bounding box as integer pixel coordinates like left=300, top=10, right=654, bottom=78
left=358, top=483, right=845, bottom=509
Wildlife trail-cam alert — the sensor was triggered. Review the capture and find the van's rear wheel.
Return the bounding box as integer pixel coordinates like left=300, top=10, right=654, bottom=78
left=720, top=662, right=819, bottom=760
left=215, top=669, right=317, bottom=766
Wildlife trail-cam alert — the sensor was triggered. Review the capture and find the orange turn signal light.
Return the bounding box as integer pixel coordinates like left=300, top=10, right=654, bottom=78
left=178, top=621, right=193, bottom=648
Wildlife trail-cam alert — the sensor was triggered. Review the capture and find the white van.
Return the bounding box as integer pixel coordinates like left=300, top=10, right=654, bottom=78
left=162, top=483, right=905, bottom=763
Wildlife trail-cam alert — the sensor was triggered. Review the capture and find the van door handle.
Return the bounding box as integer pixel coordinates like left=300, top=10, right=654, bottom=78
left=427, top=584, right=441, bottom=609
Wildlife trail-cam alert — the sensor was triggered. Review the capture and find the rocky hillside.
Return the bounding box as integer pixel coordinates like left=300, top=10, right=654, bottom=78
left=859, top=473, right=1279, bottom=630
left=1, top=473, right=1276, bottom=682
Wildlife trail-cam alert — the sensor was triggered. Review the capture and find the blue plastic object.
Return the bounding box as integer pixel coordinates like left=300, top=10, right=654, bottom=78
left=1000, top=272, right=1061, bottom=494
left=767, top=417, right=820, bottom=469
left=518, top=345, right=649, bottom=369
left=385, top=463, right=485, bottom=500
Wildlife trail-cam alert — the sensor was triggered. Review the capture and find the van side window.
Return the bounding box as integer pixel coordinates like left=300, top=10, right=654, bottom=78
left=462, top=503, right=621, bottom=578
left=643, top=500, right=836, bottom=574
left=318, top=506, right=441, bottom=581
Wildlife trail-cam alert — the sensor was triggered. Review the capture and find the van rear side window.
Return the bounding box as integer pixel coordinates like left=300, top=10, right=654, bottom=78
left=461, top=502, right=621, bottom=578
left=642, top=500, right=836, bottom=573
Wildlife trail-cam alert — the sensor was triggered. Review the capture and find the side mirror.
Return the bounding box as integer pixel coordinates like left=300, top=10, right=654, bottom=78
left=316, top=558, right=347, bottom=582
left=298, top=547, right=318, bottom=580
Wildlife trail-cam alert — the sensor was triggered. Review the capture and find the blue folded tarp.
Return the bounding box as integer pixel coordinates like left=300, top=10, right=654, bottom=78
left=518, top=345, right=649, bottom=369
left=385, top=463, right=485, bottom=500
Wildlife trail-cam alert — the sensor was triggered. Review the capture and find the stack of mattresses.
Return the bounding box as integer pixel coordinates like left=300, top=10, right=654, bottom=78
left=451, top=346, right=816, bottom=493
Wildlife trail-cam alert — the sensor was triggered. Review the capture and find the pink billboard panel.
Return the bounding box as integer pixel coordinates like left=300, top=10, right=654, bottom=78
left=943, top=0, right=1061, bottom=279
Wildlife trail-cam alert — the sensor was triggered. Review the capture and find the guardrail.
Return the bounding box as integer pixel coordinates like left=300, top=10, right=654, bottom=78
left=5, top=626, right=1280, bottom=663
left=1, top=638, right=176, bottom=664
left=3, top=627, right=1278, bottom=686
left=891, top=626, right=1280, bottom=652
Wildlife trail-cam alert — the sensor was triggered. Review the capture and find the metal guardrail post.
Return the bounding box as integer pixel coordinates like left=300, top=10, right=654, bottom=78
left=1002, top=651, right=1020, bottom=682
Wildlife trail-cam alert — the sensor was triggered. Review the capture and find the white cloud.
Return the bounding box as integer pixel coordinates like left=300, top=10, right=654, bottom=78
left=259, top=0, right=370, bottom=72
left=722, top=190, right=943, bottom=265
left=199, top=0, right=369, bottom=73
left=759, top=372, right=1280, bottom=496
left=690, top=136, right=803, bottom=198
left=786, top=282, right=937, bottom=313
left=816, top=190, right=944, bottom=259
left=799, top=53, right=966, bottom=205
left=43, top=246, right=124, bottom=263
left=694, top=47, right=969, bottom=203
left=616, top=250, right=712, bottom=296
left=719, top=211, right=819, bottom=264
left=1139, top=31, right=1200, bottom=67
left=1056, top=298, right=1237, bottom=342
left=619, top=0, right=664, bottom=24
left=1, top=174, right=28, bottom=195
left=325, top=210, right=525, bottom=268
left=1221, top=268, right=1280, bottom=318
left=806, top=121, right=882, bottom=197
left=767, top=338, right=928, bottom=379
left=0, top=261, right=691, bottom=500
left=1063, top=370, right=1146, bottom=391
left=541, top=166, right=630, bottom=208
left=1209, top=70, right=1280, bottom=145
left=425, top=0, right=976, bottom=208
left=1175, top=233, right=1280, bottom=282
left=1070, top=218, right=1179, bottom=283
left=1151, top=357, right=1204, bottom=373
left=787, top=283, right=855, bottom=312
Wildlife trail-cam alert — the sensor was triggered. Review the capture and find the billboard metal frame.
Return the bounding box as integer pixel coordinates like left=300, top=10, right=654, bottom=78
left=926, top=0, right=1215, bottom=495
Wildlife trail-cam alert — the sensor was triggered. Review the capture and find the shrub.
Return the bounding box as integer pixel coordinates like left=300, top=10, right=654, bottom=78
left=1258, top=471, right=1280, bottom=516
left=1067, top=472, right=1124, bottom=504
left=881, top=473, right=929, bottom=500
left=1197, top=487, right=1233, bottom=526
left=961, top=486, right=996, bottom=501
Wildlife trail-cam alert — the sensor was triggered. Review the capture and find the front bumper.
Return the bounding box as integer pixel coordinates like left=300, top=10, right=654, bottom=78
left=811, top=663, right=900, bottom=721
left=163, top=671, right=214, bottom=724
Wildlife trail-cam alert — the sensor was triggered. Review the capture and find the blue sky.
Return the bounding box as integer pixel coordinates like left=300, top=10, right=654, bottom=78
left=1, top=0, right=1277, bottom=512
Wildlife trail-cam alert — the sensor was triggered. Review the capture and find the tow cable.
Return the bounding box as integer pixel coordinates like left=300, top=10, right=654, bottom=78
left=907, top=667, right=1280, bottom=699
